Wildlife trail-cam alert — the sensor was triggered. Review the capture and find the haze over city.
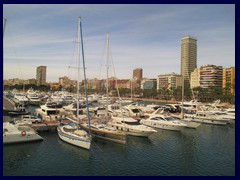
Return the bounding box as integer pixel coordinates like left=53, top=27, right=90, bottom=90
left=3, top=4, right=235, bottom=82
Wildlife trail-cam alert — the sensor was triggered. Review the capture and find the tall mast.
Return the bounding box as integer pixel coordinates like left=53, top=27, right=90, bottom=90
left=80, top=16, right=91, bottom=134
left=3, top=18, right=7, bottom=91
left=76, top=16, right=81, bottom=120
left=106, top=33, right=109, bottom=119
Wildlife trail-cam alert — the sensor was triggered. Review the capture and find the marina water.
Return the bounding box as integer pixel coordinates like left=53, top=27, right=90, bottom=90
left=3, top=123, right=235, bottom=176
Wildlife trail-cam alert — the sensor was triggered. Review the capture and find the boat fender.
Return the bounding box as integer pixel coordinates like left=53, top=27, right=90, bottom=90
left=21, top=131, right=26, bottom=136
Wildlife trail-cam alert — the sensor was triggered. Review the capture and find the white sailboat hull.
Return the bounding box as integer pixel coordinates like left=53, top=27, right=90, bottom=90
left=57, top=128, right=91, bottom=150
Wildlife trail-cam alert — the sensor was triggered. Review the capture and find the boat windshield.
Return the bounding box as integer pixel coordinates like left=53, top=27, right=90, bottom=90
left=124, top=121, right=141, bottom=125
left=165, top=116, right=178, bottom=121
left=132, top=109, right=141, bottom=113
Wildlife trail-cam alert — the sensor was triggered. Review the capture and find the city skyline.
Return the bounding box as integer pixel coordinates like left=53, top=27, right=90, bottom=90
left=3, top=4, right=235, bottom=82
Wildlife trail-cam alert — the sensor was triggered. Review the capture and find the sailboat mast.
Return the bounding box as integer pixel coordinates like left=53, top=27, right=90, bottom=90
left=3, top=18, right=7, bottom=92
left=106, top=33, right=110, bottom=119
left=181, top=75, right=184, bottom=119
left=76, top=16, right=81, bottom=120
left=79, top=16, right=91, bottom=134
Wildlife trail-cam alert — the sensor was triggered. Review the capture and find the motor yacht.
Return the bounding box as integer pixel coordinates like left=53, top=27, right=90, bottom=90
left=140, top=114, right=187, bottom=131
left=108, top=115, right=157, bottom=137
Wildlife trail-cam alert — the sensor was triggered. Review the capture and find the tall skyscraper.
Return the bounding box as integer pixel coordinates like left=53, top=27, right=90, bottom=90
left=133, top=68, right=143, bottom=80
left=181, top=36, right=197, bottom=89
left=36, top=66, right=47, bottom=86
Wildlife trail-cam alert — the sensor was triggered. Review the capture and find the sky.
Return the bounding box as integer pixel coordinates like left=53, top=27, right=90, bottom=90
left=3, top=4, right=235, bottom=82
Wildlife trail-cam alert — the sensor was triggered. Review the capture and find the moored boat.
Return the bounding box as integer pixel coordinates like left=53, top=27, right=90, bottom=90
left=3, top=122, right=43, bottom=144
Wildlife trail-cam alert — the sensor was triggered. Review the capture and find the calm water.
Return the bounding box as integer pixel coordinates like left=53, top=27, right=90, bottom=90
left=3, top=123, right=235, bottom=176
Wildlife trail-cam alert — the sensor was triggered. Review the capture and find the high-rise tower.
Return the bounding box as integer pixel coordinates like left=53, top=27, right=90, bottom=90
left=181, top=36, right=197, bottom=89
left=36, top=66, right=47, bottom=86
left=133, top=68, right=143, bottom=80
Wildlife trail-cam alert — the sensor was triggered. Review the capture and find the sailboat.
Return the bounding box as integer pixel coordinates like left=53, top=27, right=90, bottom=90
left=57, top=16, right=91, bottom=150
left=98, top=34, right=157, bottom=137
left=80, top=33, right=127, bottom=144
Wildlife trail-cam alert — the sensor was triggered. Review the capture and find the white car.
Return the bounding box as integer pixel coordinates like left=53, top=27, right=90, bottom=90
left=22, top=115, right=42, bottom=123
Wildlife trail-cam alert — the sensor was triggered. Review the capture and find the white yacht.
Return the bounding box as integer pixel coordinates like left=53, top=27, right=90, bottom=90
left=49, top=93, right=64, bottom=103
left=225, top=108, right=235, bottom=116
left=35, top=103, right=61, bottom=121
left=3, top=122, right=43, bottom=144
left=13, top=93, right=29, bottom=104
left=27, top=93, right=41, bottom=105
left=80, top=120, right=127, bottom=144
left=108, top=115, right=157, bottom=137
left=87, top=94, right=99, bottom=103
left=140, top=114, right=187, bottom=131
left=184, top=111, right=230, bottom=125
left=177, top=116, right=201, bottom=129
left=141, top=104, right=162, bottom=115
left=122, top=104, right=146, bottom=120
left=181, top=100, right=200, bottom=110
left=98, top=95, right=114, bottom=105
left=62, top=103, right=86, bottom=116
left=115, top=98, right=134, bottom=106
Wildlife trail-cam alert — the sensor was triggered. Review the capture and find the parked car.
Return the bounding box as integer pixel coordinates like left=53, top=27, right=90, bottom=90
left=22, top=115, right=42, bottom=123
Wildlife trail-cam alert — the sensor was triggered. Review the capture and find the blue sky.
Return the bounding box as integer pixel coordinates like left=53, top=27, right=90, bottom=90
left=3, top=4, right=235, bottom=82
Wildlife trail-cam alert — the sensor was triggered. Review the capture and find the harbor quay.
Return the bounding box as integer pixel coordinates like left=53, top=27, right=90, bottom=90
left=3, top=96, right=59, bottom=132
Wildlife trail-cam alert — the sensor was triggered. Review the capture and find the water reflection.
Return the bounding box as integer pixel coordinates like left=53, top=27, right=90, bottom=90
left=127, top=135, right=153, bottom=146
left=57, top=138, right=91, bottom=160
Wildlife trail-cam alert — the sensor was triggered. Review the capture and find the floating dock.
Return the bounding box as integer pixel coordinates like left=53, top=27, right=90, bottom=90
left=30, top=121, right=58, bottom=132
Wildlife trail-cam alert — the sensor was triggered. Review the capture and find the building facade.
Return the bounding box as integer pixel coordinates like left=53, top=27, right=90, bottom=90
left=199, top=65, right=223, bottom=88
left=181, top=36, right=197, bottom=89
left=223, top=67, right=235, bottom=95
left=190, top=68, right=200, bottom=89
left=157, top=73, right=182, bottom=90
left=36, top=66, right=47, bottom=86
left=133, top=68, right=143, bottom=80
left=59, top=76, right=76, bottom=88
left=141, top=78, right=157, bottom=90
left=27, top=78, right=37, bottom=85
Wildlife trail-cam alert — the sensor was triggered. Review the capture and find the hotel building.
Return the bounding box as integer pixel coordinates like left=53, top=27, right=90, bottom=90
left=181, top=36, right=197, bottom=89
left=36, top=66, right=47, bottom=86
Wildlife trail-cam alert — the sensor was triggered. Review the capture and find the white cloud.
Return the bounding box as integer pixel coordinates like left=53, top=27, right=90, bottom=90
left=3, top=4, right=235, bottom=82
